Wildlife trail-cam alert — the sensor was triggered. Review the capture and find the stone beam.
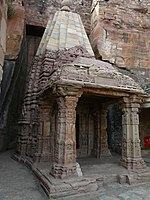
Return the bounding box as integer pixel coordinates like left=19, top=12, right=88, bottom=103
left=83, top=88, right=130, bottom=97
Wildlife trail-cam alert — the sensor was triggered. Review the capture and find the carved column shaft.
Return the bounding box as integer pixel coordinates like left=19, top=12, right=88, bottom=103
left=98, top=104, right=111, bottom=158
left=35, top=100, right=53, bottom=162
left=16, top=121, right=30, bottom=156
left=121, top=96, right=146, bottom=170
left=52, top=95, right=78, bottom=178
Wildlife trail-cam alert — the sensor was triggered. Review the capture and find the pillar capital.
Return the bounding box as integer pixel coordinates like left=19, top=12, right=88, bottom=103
left=122, top=95, right=142, bottom=108
left=53, top=85, right=83, bottom=98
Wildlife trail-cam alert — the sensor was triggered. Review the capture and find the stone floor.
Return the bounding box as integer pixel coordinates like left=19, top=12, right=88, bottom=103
left=59, top=182, right=150, bottom=200
left=0, top=150, right=48, bottom=200
left=78, top=154, right=128, bottom=179
left=1, top=150, right=150, bottom=200
left=60, top=154, right=150, bottom=199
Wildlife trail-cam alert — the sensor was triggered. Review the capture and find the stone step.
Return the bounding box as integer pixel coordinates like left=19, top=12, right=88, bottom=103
left=32, top=167, right=104, bottom=198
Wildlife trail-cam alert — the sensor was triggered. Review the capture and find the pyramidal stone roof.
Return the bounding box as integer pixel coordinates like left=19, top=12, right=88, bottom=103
left=36, top=10, right=94, bottom=57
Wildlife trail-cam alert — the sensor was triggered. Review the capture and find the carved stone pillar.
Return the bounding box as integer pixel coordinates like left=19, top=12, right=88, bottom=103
left=35, top=101, right=53, bottom=162
left=98, top=104, right=111, bottom=158
left=16, top=120, right=30, bottom=156
left=121, top=96, right=146, bottom=170
left=51, top=95, right=79, bottom=178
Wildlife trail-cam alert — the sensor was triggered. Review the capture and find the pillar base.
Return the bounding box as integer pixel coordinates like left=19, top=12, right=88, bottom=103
left=121, top=158, right=146, bottom=170
left=51, top=162, right=79, bottom=179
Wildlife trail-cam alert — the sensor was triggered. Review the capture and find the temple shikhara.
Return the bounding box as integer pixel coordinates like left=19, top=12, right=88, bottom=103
left=0, top=0, right=150, bottom=198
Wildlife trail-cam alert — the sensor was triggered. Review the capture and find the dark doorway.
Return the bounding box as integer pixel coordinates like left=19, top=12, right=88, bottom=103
left=76, top=114, right=80, bottom=149
left=76, top=94, right=121, bottom=158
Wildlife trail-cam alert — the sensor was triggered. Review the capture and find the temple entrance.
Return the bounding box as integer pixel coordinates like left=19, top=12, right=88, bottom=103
left=76, top=100, right=97, bottom=158
left=107, top=103, right=122, bottom=155
left=76, top=94, right=117, bottom=159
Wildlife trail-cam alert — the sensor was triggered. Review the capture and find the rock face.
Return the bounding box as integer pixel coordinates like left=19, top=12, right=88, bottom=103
left=0, top=0, right=26, bottom=151
left=0, top=0, right=7, bottom=82
left=24, top=0, right=92, bottom=34
left=90, top=0, right=150, bottom=68
left=6, top=1, right=25, bottom=59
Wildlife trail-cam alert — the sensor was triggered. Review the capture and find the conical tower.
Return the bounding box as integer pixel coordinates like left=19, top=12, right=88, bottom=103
left=36, top=0, right=94, bottom=56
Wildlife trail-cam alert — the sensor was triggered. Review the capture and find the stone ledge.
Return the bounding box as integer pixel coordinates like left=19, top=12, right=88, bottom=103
left=12, top=154, right=150, bottom=198
left=32, top=166, right=104, bottom=198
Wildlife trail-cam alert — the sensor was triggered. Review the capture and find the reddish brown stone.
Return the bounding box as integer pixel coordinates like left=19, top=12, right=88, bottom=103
left=90, top=0, right=150, bottom=69
left=6, top=3, right=25, bottom=59
left=23, top=0, right=92, bottom=34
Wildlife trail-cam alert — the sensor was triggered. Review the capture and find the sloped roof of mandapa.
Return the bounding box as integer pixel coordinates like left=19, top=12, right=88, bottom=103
left=42, top=56, right=145, bottom=95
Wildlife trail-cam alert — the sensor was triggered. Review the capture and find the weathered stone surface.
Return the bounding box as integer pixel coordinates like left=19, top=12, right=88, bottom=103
left=0, top=1, right=146, bottom=198
left=0, top=0, right=26, bottom=151
left=99, top=196, right=119, bottom=200
left=6, top=1, right=25, bottom=59
left=24, top=0, right=92, bottom=33
left=0, top=151, right=47, bottom=200
left=0, top=0, right=7, bottom=82
left=36, top=10, right=94, bottom=56
left=26, top=35, right=41, bottom=67
left=0, top=37, right=27, bottom=151
left=121, top=96, right=146, bottom=170
left=118, top=190, right=145, bottom=200
left=49, top=57, right=143, bottom=93
left=90, top=0, right=150, bottom=69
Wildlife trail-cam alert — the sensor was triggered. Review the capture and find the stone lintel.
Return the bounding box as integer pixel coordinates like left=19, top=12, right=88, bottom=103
left=83, top=87, right=130, bottom=97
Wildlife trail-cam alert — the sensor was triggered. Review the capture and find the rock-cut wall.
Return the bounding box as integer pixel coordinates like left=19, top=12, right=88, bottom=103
left=0, top=0, right=26, bottom=151
left=90, top=0, right=150, bottom=69
left=24, top=0, right=92, bottom=34
left=0, top=0, right=7, bottom=83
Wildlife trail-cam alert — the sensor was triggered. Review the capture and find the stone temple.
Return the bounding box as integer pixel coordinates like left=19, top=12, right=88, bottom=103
left=0, top=0, right=150, bottom=198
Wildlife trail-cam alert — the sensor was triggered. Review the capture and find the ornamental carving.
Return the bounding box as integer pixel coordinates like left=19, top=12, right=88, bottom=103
left=121, top=96, right=145, bottom=169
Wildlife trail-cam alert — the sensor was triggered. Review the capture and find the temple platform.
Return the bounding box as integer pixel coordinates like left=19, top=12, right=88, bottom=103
left=13, top=153, right=150, bottom=199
